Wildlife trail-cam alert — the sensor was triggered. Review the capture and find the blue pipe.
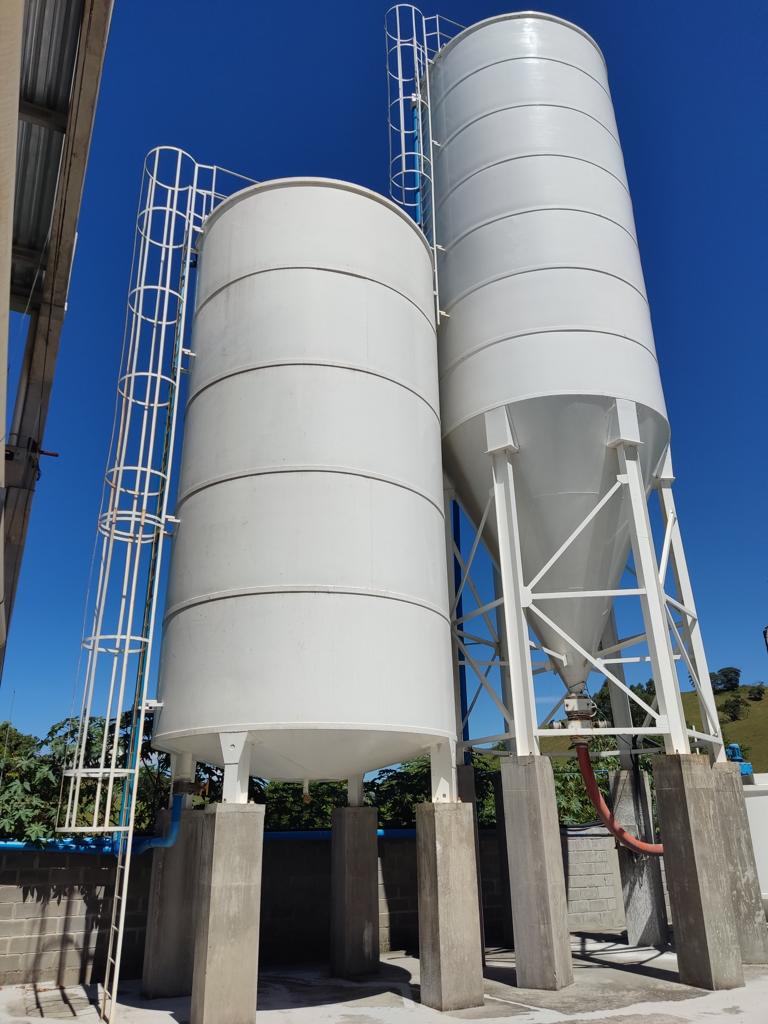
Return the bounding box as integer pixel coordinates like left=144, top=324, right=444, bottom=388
left=0, top=836, right=117, bottom=854
left=133, top=793, right=183, bottom=854
left=0, top=793, right=184, bottom=856
left=264, top=828, right=416, bottom=841
left=0, top=810, right=421, bottom=854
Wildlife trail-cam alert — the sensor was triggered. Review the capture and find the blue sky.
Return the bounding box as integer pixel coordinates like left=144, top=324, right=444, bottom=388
left=3, top=0, right=768, bottom=744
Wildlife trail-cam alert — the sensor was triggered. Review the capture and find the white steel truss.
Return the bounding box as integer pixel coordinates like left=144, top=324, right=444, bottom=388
left=445, top=404, right=724, bottom=766
left=58, top=147, right=255, bottom=1022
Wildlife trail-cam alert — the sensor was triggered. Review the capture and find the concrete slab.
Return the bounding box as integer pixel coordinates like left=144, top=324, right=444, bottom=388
left=1, top=940, right=767, bottom=1022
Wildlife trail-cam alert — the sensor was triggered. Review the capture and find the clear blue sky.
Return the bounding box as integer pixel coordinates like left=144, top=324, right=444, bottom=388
left=3, top=0, right=768, bottom=743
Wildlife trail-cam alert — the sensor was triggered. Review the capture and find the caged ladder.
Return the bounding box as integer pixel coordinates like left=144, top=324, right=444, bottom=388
left=57, top=147, right=255, bottom=1022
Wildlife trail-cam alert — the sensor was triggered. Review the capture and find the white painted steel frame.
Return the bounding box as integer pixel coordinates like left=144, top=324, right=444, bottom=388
left=445, top=424, right=725, bottom=764
left=58, top=146, right=255, bottom=1023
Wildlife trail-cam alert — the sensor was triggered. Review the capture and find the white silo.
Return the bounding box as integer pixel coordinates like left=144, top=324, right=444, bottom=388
left=423, top=11, right=715, bottom=755
left=153, top=179, right=457, bottom=784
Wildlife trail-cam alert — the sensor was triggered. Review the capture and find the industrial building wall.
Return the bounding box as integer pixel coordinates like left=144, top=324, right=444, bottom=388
left=0, top=830, right=627, bottom=986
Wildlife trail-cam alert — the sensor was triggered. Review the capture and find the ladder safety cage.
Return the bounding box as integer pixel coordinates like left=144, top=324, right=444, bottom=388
left=385, top=5, right=463, bottom=323
left=57, top=146, right=256, bottom=1022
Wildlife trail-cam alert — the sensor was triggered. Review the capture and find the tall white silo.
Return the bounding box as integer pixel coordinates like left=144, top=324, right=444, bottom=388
left=423, top=11, right=719, bottom=757
left=153, top=179, right=457, bottom=784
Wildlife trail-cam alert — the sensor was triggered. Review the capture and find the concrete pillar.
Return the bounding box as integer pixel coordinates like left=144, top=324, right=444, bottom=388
left=653, top=754, right=743, bottom=989
left=191, top=803, right=265, bottom=1024
left=712, top=761, right=768, bottom=964
left=609, top=769, right=667, bottom=947
left=457, top=762, right=486, bottom=956
left=415, top=802, right=484, bottom=1011
left=331, top=806, right=379, bottom=977
left=142, top=809, right=204, bottom=997
left=500, top=755, right=573, bottom=990
left=492, top=772, right=514, bottom=947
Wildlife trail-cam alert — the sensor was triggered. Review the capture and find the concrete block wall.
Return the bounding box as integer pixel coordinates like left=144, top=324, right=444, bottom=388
left=0, top=825, right=629, bottom=985
left=0, top=851, right=151, bottom=987
left=561, top=826, right=626, bottom=932
left=260, top=839, right=331, bottom=961
left=378, top=837, right=418, bottom=953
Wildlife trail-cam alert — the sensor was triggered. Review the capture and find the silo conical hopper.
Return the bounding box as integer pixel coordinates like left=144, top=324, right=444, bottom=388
left=430, top=13, right=670, bottom=689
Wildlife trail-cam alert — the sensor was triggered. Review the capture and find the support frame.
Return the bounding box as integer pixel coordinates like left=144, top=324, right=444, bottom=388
left=444, top=402, right=724, bottom=765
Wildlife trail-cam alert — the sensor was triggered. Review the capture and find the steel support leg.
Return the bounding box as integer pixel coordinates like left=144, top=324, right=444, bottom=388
left=219, top=732, right=250, bottom=804
left=618, top=436, right=689, bottom=754
left=656, top=453, right=723, bottom=760
left=486, top=421, right=538, bottom=755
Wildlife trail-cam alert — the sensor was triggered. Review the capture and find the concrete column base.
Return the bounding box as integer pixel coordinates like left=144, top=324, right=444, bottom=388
left=492, top=772, right=514, bottom=947
left=457, top=763, right=486, bottom=958
left=191, top=803, right=265, bottom=1024
left=500, top=755, right=573, bottom=990
left=713, top=761, right=768, bottom=964
left=609, top=770, right=667, bottom=947
left=142, top=809, right=204, bottom=997
left=331, top=806, right=379, bottom=977
left=416, top=802, right=484, bottom=1011
left=653, top=754, right=743, bottom=989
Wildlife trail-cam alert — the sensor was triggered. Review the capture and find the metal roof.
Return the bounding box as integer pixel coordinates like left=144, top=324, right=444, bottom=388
left=3, top=0, right=112, bottom=662
left=12, top=0, right=84, bottom=313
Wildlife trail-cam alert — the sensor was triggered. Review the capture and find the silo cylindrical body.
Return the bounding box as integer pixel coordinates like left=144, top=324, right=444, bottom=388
left=153, top=179, right=456, bottom=779
left=430, top=13, right=670, bottom=685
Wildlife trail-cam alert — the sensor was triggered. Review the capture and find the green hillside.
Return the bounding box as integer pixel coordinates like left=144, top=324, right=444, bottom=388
left=682, top=686, right=768, bottom=772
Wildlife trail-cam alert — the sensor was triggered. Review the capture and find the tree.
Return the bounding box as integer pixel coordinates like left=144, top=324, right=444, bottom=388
left=590, top=678, right=656, bottom=728
left=711, top=667, right=741, bottom=693
left=551, top=736, right=620, bottom=825
left=748, top=683, right=765, bottom=702
left=263, top=780, right=345, bottom=830
left=0, top=720, right=58, bottom=841
left=722, top=694, right=750, bottom=723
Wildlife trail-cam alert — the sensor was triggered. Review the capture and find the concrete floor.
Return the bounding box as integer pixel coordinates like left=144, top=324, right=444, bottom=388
left=1, top=937, right=766, bottom=1023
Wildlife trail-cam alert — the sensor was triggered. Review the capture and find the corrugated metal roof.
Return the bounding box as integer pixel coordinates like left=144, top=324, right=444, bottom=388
left=11, top=0, right=84, bottom=311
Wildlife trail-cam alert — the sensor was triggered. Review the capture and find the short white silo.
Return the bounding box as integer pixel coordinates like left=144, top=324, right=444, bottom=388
left=429, top=13, right=670, bottom=699
left=153, top=179, right=456, bottom=781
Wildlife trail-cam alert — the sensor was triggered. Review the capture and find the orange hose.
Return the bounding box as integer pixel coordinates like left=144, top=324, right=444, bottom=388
left=574, top=742, right=663, bottom=856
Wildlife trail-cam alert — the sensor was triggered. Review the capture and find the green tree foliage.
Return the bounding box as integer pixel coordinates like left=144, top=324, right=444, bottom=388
left=262, top=780, right=345, bottom=830
left=722, top=694, right=750, bottom=723
left=748, top=684, right=766, bottom=702
left=0, top=712, right=174, bottom=842
left=0, top=721, right=58, bottom=841
left=590, top=678, right=656, bottom=728
left=551, top=736, right=620, bottom=825
left=711, top=667, right=741, bottom=693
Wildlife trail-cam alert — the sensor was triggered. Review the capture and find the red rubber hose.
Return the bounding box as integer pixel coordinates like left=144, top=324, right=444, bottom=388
left=574, top=742, right=664, bottom=856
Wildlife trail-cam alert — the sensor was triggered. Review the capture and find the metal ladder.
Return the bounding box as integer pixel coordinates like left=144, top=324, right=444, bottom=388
left=57, top=148, right=257, bottom=1022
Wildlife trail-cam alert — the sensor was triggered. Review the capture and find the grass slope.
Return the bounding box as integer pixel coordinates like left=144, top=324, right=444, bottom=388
left=682, top=686, right=768, bottom=772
